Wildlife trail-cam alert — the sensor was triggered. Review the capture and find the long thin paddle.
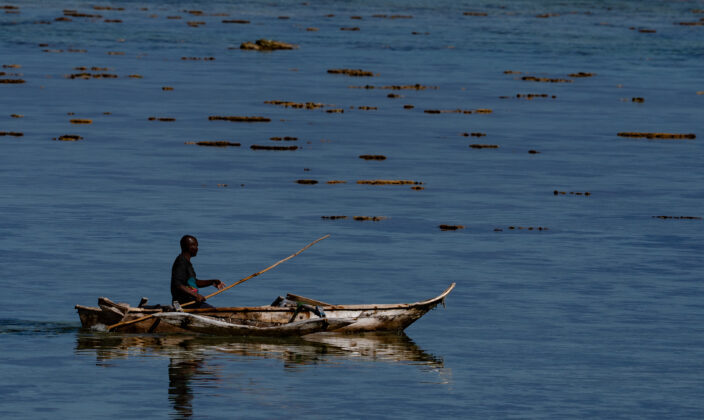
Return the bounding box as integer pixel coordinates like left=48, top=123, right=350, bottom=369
left=106, top=234, right=330, bottom=331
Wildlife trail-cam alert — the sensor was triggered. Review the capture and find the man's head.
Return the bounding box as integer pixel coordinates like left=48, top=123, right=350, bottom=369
left=180, top=235, right=198, bottom=257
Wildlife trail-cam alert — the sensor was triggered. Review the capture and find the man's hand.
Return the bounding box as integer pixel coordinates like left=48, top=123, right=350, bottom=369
left=213, top=280, right=225, bottom=290
left=195, top=294, right=206, bottom=303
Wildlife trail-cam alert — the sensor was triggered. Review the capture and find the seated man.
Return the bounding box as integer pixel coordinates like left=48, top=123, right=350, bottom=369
left=171, top=235, right=225, bottom=308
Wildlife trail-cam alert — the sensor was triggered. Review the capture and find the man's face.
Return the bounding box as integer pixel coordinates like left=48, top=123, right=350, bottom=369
left=188, top=239, right=199, bottom=257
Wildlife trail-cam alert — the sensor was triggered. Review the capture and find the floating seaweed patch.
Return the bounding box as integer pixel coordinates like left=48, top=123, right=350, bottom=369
left=10, top=114, right=23, bottom=118
left=107, top=51, right=125, bottom=55
left=617, top=132, right=695, bottom=139
left=326, top=108, right=344, bottom=113
left=240, top=39, right=297, bottom=51
left=403, top=105, right=415, bottom=109
left=411, top=186, right=424, bottom=190
left=2, top=64, right=20, bottom=68
left=328, top=68, right=375, bottom=76
left=387, top=93, right=401, bottom=98
left=167, top=15, right=182, bottom=19
left=181, top=56, right=215, bottom=60
left=638, top=28, right=656, bottom=33
left=372, top=14, right=412, bottom=19
left=439, top=224, right=464, bottom=230
left=462, top=132, right=486, bottom=137
left=697, top=91, right=704, bottom=95
left=411, top=31, right=429, bottom=35
left=350, top=16, right=363, bottom=20
left=128, top=74, right=143, bottom=78
left=358, top=106, right=377, bottom=110
left=568, top=72, right=595, bottom=77
left=340, top=27, right=360, bottom=31
left=70, top=119, right=92, bottom=124
left=326, top=180, right=346, bottom=184
left=469, top=144, right=498, bottom=149
left=185, top=141, right=240, bottom=147
left=536, top=13, right=560, bottom=18
left=306, top=27, right=318, bottom=31
left=270, top=136, right=298, bottom=141
left=677, top=21, right=704, bottom=26
left=54, top=135, right=82, bottom=141
left=278, top=16, right=290, bottom=19
left=186, top=21, right=206, bottom=27
left=223, top=19, right=249, bottom=24
left=185, top=10, right=203, bottom=15
left=104, top=19, right=122, bottom=23
left=354, top=216, right=386, bottom=221
left=357, top=180, right=421, bottom=185
left=554, top=190, right=591, bottom=196
left=250, top=145, right=297, bottom=151
left=0, top=131, right=23, bottom=136
left=504, top=70, right=522, bottom=74
left=505, top=226, right=549, bottom=231
left=296, top=179, right=318, bottom=184
left=521, top=76, right=572, bottom=83
left=264, top=100, right=324, bottom=109
left=0, top=78, right=25, bottom=83
left=93, top=6, right=124, bottom=10
left=632, top=97, right=645, bottom=103
left=63, top=10, right=102, bottom=18
left=67, top=72, right=118, bottom=79
left=463, top=12, right=487, bottom=16
left=148, top=117, right=175, bottom=121
left=653, top=216, right=702, bottom=220
left=55, top=17, right=72, bottom=22
left=321, top=216, right=347, bottom=220
left=209, top=116, right=271, bottom=122
left=528, top=150, right=540, bottom=154
left=359, top=154, right=386, bottom=160
left=67, top=49, right=87, bottom=53
left=162, top=86, right=174, bottom=91
left=516, top=93, right=556, bottom=99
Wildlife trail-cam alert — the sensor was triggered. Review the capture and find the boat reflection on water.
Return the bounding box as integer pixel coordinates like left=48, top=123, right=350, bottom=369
left=75, top=332, right=446, bottom=417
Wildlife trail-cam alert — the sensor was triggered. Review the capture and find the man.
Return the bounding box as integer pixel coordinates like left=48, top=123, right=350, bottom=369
left=171, top=235, right=225, bottom=308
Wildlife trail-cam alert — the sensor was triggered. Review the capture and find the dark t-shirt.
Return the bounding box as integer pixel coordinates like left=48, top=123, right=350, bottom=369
left=171, top=254, right=198, bottom=304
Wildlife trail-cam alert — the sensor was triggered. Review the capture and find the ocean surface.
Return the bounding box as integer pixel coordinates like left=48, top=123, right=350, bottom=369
left=1, top=0, right=703, bottom=418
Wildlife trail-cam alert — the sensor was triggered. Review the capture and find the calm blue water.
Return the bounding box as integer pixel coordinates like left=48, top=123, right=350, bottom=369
left=1, top=0, right=703, bottom=418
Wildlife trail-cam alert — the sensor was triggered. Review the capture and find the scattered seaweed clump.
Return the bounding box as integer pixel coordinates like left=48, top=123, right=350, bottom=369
left=439, top=224, right=464, bottom=231
left=186, top=21, right=206, bottom=27
left=358, top=106, right=377, bottom=110
left=240, top=39, right=297, bottom=51
left=328, top=69, right=375, bottom=77
left=528, top=150, right=540, bottom=154
left=411, top=186, right=424, bottom=190
left=554, top=190, right=591, bottom=196
left=354, top=216, right=386, bottom=221
left=326, top=108, right=344, bottom=113
left=296, top=179, right=318, bottom=184
left=264, top=100, right=324, bottom=109
left=181, top=56, right=215, bottom=60
left=162, top=86, right=174, bottom=91
left=516, top=93, right=555, bottom=99
left=250, top=145, right=297, bottom=151
left=0, top=131, right=23, bottom=136
left=387, top=93, right=401, bottom=98
left=148, top=117, right=175, bottom=121
left=469, top=144, right=499, bottom=149
left=522, top=76, right=572, bottom=83
left=505, top=226, right=549, bottom=231
left=359, top=155, right=386, bottom=160
left=223, top=19, right=250, bottom=24
left=185, top=141, right=240, bottom=147
left=0, top=78, right=25, bottom=83
left=326, top=180, right=346, bottom=184
left=70, top=119, right=92, bottom=124
left=10, top=114, right=23, bottom=118
left=568, top=72, right=595, bottom=78
left=2, top=64, right=20, bottom=69
left=653, top=216, right=701, bottom=220
left=463, top=12, right=487, bottom=16
left=104, top=19, right=122, bottom=23
left=425, top=108, right=492, bottom=114
left=462, top=132, right=486, bottom=137
left=340, top=27, right=360, bottom=31
left=357, top=180, right=421, bottom=185
left=67, top=72, right=118, bottom=79
left=306, top=27, right=319, bottom=31
left=54, top=135, right=83, bottom=141
left=321, top=216, right=347, bottom=220
left=632, top=97, right=644, bottom=103
left=209, top=116, right=271, bottom=122
left=403, top=105, right=415, bottom=109
left=270, top=136, right=298, bottom=141
left=617, top=132, right=695, bottom=139
left=504, top=70, right=521, bottom=74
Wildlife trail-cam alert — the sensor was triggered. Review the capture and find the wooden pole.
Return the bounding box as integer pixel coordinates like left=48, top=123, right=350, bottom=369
left=106, top=234, right=330, bottom=331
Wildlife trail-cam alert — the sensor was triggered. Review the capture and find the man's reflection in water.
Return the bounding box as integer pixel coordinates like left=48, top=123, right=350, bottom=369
left=168, top=357, right=204, bottom=418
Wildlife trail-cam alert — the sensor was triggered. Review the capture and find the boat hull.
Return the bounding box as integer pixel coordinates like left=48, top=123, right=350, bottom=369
left=75, top=283, right=455, bottom=334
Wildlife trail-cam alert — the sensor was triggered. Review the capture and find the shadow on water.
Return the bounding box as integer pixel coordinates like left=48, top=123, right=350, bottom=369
left=75, top=331, right=445, bottom=418
left=0, top=318, right=79, bottom=335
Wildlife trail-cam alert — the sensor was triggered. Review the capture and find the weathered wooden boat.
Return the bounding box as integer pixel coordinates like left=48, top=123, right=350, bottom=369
left=75, top=282, right=455, bottom=334
left=152, top=312, right=354, bottom=336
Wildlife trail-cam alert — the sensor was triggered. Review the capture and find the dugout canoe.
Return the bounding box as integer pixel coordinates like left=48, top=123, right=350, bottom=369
left=75, top=282, right=455, bottom=334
